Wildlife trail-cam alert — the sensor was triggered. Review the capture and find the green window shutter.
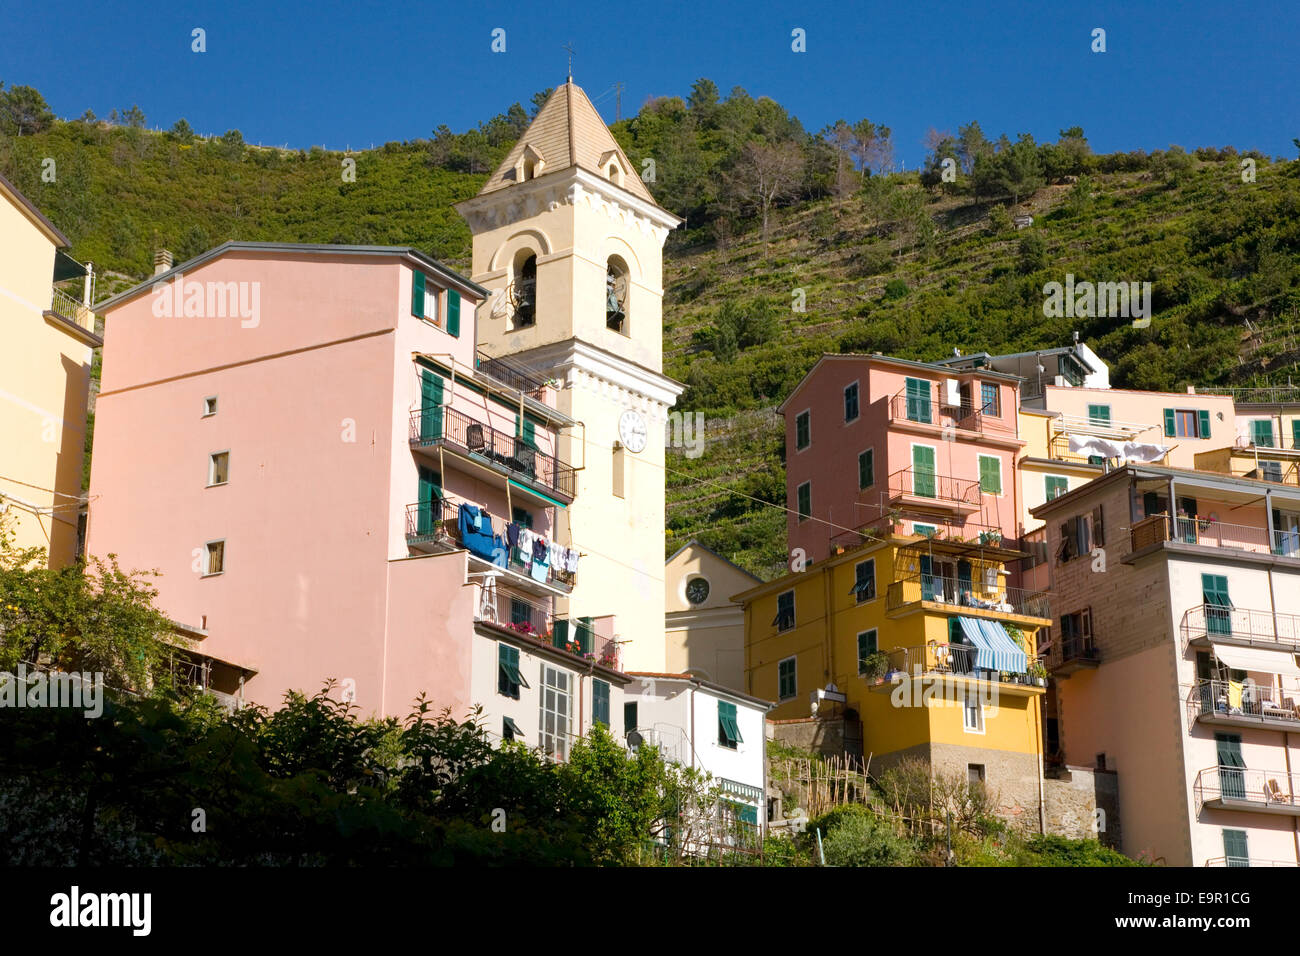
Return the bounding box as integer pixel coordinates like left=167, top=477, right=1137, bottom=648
left=1251, top=419, right=1273, bottom=447
left=447, top=289, right=461, bottom=337
left=795, top=411, right=810, bottom=449
left=858, top=449, right=873, bottom=489
left=576, top=616, right=594, bottom=654
left=1292, top=420, right=1300, bottom=451
left=592, top=679, right=610, bottom=726
left=797, top=483, right=811, bottom=520
left=523, top=417, right=537, bottom=449
left=1045, top=475, right=1068, bottom=500
left=624, top=701, right=637, bottom=731
left=906, top=378, right=932, bottom=424
left=420, top=371, right=444, bottom=441
left=1163, top=408, right=1176, bottom=437
left=912, top=445, right=936, bottom=497
left=1088, top=404, right=1111, bottom=425
left=552, top=619, right=569, bottom=649
left=416, top=467, right=440, bottom=535
left=1223, top=829, right=1249, bottom=867
left=411, top=270, right=426, bottom=318
left=1198, top=409, right=1212, bottom=440
left=979, top=456, right=1001, bottom=494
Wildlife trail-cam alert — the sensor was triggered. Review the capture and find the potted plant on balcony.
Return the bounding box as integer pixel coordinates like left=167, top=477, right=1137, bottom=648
left=1028, top=659, right=1048, bottom=687
left=861, top=651, right=891, bottom=684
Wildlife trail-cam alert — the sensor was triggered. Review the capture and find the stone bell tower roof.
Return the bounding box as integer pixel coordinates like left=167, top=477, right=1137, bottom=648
left=477, top=80, right=659, bottom=207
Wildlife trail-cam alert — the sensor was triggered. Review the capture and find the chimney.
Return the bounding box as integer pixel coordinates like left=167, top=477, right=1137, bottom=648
left=154, top=248, right=174, bottom=276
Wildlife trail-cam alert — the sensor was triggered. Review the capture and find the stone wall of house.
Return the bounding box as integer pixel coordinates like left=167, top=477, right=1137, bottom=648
left=1043, top=764, right=1121, bottom=848
left=767, top=715, right=864, bottom=762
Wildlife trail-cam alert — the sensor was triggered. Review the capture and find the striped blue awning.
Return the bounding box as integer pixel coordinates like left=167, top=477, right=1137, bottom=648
left=976, top=618, right=1028, bottom=674
left=955, top=617, right=1027, bottom=674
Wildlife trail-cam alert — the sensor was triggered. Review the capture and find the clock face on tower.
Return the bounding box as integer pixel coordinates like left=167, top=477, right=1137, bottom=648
left=618, top=409, right=649, bottom=453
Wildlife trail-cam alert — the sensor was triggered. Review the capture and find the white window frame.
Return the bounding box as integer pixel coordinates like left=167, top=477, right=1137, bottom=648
left=538, top=663, right=572, bottom=761
left=963, top=693, right=985, bottom=734
left=778, top=655, right=797, bottom=701
left=202, top=395, right=218, bottom=417
left=203, top=539, right=225, bottom=577
left=208, top=450, right=230, bottom=487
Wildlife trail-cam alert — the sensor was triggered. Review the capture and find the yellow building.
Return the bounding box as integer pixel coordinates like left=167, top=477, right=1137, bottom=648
left=737, top=531, right=1052, bottom=822
left=0, top=173, right=99, bottom=566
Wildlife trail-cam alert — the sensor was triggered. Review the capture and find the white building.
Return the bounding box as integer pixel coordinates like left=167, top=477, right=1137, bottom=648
left=625, top=672, right=772, bottom=827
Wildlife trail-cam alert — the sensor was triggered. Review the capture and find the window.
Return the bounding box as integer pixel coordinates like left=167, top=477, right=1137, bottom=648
left=510, top=598, right=531, bottom=628
left=606, top=257, right=628, bottom=333
left=410, top=271, right=440, bottom=325
left=718, top=700, right=742, bottom=748
left=852, top=559, right=876, bottom=603
left=1222, top=829, right=1249, bottom=868
left=844, top=382, right=860, bottom=423
left=624, top=701, right=638, bottom=733
left=774, top=591, right=795, bottom=631
left=503, top=716, right=523, bottom=742
left=912, top=444, right=937, bottom=497
left=1095, top=753, right=1107, bottom=771
left=1260, top=460, right=1283, bottom=482
left=203, top=540, right=225, bottom=576
left=978, top=455, right=1002, bottom=495
left=1215, top=733, right=1246, bottom=799
left=857, top=629, right=878, bottom=674
left=778, top=657, right=797, bottom=700
left=1059, top=608, right=1094, bottom=658
left=512, top=254, right=537, bottom=327
left=968, top=764, right=986, bottom=785
left=913, top=523, right=937, bottom=538
left=796, top=481, right=811, bottom=522
left=905, top=377, right=932, bottom=424
left=795, top=410, right=811, bottom=450
left=1164, top=407, right=1210, bottom=439
left=498, top=643, right=527, bottom=699
left=1058, top=510, right=1099, bottom=562
left=980, top=383, right=1000, bottom=417
left=858, top=448, right=874, bottom=489
left=203, top=396, right=218, bottom=417
left=592, top=679, right=610, bottom=727
left=208, top=451, right=229, bottom=486
left=1087, top=404, right=1111, bottom=426
left=1045, top=475, right=1069, bottom=500
left=1202, top=574, right=1232, bottom=636
left=963, top=694, right=984, bottom=733
left=1293, top=420, right=1300, bottom=451
left=539, top=664, right=572, bottom=760
left=1251, top=419, right=1275, bottom=448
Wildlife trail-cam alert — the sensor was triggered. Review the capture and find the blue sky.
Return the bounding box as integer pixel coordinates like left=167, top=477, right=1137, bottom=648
left=3, top=0, right=1297, bottom=165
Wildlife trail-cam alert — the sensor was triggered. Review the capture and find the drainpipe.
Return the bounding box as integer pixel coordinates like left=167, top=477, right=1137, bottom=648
left=1036, top=691, right=1047, bottom=835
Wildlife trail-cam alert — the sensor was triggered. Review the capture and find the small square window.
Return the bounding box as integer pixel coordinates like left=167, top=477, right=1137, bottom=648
left=208, top=451, right=229, bottom=486
left=204, top=540, right=225, bottom=576
left=203, top=396, right=218, bottom=417
left=963, top=694, right=984, bottom=733
left=968, top=763, right=986, bottom=785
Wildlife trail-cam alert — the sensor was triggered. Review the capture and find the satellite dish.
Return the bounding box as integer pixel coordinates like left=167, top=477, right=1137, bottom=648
left=627, top=730, right=644, bottom=747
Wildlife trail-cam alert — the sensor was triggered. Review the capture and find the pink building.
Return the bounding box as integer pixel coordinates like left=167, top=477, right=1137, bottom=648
left=89, top=242, right=614, bottom=722
left=781, top=354, right=1026, bottom=565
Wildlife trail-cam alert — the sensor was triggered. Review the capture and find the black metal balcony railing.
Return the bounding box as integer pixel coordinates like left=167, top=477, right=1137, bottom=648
left=475, top=348, right=549, bottom=397
left=881, top=642, right=1044, bottom=683
left=1187, top=679, right=1300, bottom=730
left=476, top=582, right=622, bottom=672
left=1057, top=636, right=1100, bottom=666
left=886, top=468, right=983, bottom=508
left=1180, top=605, right=1300, bottom=652
left=1195, top=766, right=1300, bottom=813
left=409, top=404, right=576, bottom=501
left=887, top=573, right=1051, bottom=620
left=403, top=499, right=576, bottom=591
left=887, top=390, right=1015, bottom=436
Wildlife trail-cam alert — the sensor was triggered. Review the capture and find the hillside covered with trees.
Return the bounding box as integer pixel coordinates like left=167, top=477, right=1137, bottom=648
left=3, top=78, right=1298, bottom=578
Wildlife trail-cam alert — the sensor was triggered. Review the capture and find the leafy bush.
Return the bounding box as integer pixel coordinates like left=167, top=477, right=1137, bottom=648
left=814, top=804, right=916, bottom=866
left=883, top=278, right=908, bottom=300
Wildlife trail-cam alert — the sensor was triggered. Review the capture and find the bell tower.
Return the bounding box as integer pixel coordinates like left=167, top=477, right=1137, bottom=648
left=456, top=81, right=683, bottom=673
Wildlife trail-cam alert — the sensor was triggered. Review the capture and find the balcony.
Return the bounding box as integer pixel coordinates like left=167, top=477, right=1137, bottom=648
left=1204, top=856, right=1298, bottom=867
left=1194, top=767, right=1300, bottom=816
left=475, top=347, right=549, bottom=399
left=887, top=390, right=1016, bottom=437
left=1052, top=636, right=1100, bottom=676
left=886, top=468, right=982, bottom=514
left=1130, top=513, right=1300, bottom=558
left=869, top=642, right=1047, bottom=696
left=43, top=287, right=100, bottom=345
left=474, top=582, right=622, bottom=672
left=886, top=573, right=1051, bottom=622
left=409, top=404, right=576, bottom=504
left=1180, top=605, right=1300, bottom=653
left=1187, top=679, right=1300, bottom=733
left=1199, top=386, right=1300, bottom=405
left=404, top=498, right=574, bottom=594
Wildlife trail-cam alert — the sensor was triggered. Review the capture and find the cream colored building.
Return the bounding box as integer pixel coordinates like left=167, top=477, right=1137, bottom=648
left=456, top=80, right=683, bottom=673
left=664, top=540, right=760, bottom=691
left=0, top=173, right=99, bottom=566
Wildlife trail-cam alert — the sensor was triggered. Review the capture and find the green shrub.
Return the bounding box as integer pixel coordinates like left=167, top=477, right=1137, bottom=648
left=815, top=804, right=916, bottom=866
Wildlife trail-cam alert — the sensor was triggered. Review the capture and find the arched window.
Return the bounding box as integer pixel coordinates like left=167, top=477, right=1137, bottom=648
left=523, top=157, right=537, bottom=181
left=606, top=163, right=622, bottom=186
left=511, top=252, right=537, bottom=328
left=606, top=256, right=628, bottom=333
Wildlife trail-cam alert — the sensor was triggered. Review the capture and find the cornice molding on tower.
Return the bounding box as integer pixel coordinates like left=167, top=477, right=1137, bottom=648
left=455, top=167, right=680, bottom=241
left=502, top=337, right=684, bottom=414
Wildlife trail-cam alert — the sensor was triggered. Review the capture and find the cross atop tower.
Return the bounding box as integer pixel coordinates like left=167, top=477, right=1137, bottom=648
left=562, top=42, right=575, bottom=82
